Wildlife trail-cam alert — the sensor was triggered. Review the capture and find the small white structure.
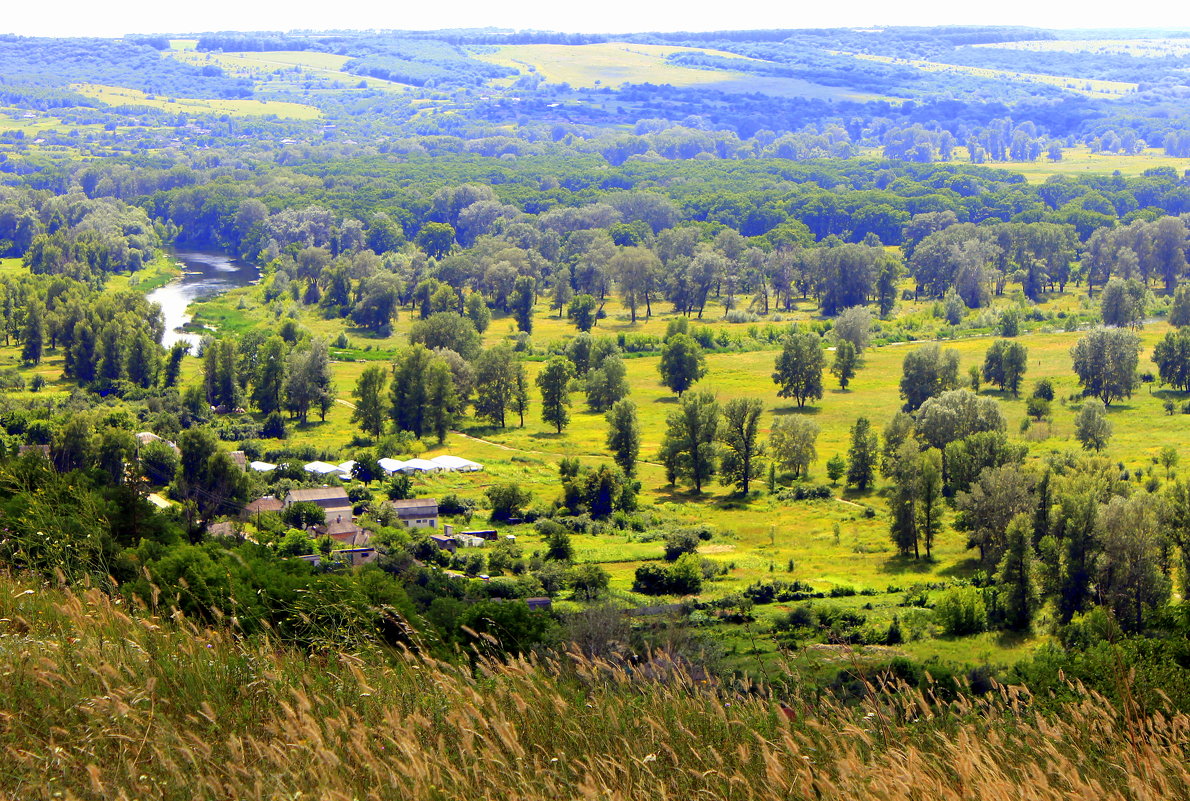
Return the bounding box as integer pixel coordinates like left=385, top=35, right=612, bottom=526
left=338, top=460, right=357, bottom=476
left=398, top=458, right=441, bottom=473
left=378, top=457, right=406, bottom=475
left=304, top=460, right=347, bottom=478
left=249, top=461, right=277, bottom=473
left=429, top=455, right=484, bottom=472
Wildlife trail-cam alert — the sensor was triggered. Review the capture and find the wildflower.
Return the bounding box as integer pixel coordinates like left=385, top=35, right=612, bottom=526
left=642, top=754, right=657, bottom=763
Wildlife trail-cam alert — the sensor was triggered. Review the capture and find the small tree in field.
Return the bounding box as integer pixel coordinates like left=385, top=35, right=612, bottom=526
left=719, top=397, right=765, bottom=495
left=773, top=332, right=824, bottom=408
left=536, top=356, right=576, bottom=433
left=605, top=399, right=640, bottom=477
left=831, top=340, right=859, bottom=390
left=846, top=417, right=878, bottom=491
left=567, top=294, right=597, bottom=332
left=658, top=333, right=706, bottom=397
left=1074, top=399, right=1112, bottom=451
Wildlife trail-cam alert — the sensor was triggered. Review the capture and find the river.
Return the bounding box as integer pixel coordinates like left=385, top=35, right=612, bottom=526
left=148, top=250, right=260, bottom=350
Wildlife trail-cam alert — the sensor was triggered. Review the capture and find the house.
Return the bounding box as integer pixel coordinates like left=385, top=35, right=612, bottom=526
left=17, top=444, right=51, bottom=458
left=428, top=535, right=457, bottom=553
left=207, top=521, right=239, bottom=539
left=228, top=451, right=247, bottom=472
left=462, top=529, right=499, bottom=541
left=284, top=487, right=353, bottom=519
left=392, top=498, right=439, bottom=529
left=321, top=520, right=370, bottom=548
left=136, top=432, right=180, bottom=455
left=243, top=496, right=284, bottom=518
left=332, top=547, right=377, bottom=568
left=526, top=597, right=553, bottom=611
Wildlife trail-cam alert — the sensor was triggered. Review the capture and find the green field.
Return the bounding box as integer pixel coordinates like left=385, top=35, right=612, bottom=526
left=167, top=47, right=410, bottom=91
left=72, top=83, right=324, bottom=119
left=173, top=272, right=1190, bottom=671
left=841, top=51, right=1138, bottom=98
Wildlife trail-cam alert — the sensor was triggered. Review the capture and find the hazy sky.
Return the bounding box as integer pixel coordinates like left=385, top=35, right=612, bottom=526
left=3, top=0, right=1187, bottom=37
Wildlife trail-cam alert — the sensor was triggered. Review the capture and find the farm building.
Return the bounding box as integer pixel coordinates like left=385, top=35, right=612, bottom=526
left=243, top=496, right=284, bottom=517
left=392, top=498, right=439, bottom=528
left=284, top=487, right=352, bottom=518
left=428, top=534, right=457, bottom=553
left=429, top=455, right=484, bottom=471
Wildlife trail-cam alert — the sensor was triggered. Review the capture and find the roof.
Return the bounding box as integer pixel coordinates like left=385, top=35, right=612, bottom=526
left=429, top=455, right=484, bottom=471
left=392, top=498, right=438, bottom=517
left=249, top=461, right=277, bottom=472
left=398, top=458, right=440, bottom=472
left=304, top=461, right=347, bottom=475
left=229, top=451, right=247, bottom=470
left=378, top=457, right=406, bottom=473
left=286, top=487, right=350, bottom=504
left=207, top=521, right=237, bottom=538
left=245, top=496, right=284, bottom=515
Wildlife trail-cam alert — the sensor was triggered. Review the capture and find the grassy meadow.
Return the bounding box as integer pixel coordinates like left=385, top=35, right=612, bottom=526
left=168, top=277, right=1189, bottom=670
left=1, top=570, right=1187, bottom=801
left=71, top=83, right=323, bottom=119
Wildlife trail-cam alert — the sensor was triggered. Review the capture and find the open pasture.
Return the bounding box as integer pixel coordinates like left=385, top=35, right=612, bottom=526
left=71, top=83, right=323, bottom=119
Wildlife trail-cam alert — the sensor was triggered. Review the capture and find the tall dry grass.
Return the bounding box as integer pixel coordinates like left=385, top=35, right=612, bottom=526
left=1, top=571, right=1187, bottom=800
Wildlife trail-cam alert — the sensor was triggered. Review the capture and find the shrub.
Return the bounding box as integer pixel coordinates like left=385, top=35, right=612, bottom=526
left=934, top=586, right=988, bottom=636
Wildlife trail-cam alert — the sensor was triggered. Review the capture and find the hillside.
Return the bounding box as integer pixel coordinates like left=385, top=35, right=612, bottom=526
left=2, top=571, right=1187, bottom=800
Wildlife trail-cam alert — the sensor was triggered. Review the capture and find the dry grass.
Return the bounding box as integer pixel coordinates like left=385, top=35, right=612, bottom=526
left=1, top=571, right=1188, bottom=800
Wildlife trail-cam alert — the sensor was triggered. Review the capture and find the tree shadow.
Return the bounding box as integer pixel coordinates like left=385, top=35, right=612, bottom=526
left=936, top=557, right=982, bottom=579
left=652, top=486, right=711, bottom=504
left=880, top=554, right=936, bottom=574
left=772, top=405, right=822, bottom=417
left=653, top=396, right=678, bottom=404
left=529, top=431, right=566, bottom=441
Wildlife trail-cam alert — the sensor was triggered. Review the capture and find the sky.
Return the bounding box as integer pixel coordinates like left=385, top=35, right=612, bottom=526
left=2, top=0, right=1188, bottom=38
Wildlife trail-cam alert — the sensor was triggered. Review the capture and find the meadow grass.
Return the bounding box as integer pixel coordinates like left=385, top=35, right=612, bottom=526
left=843, top=52, right=1138, bottom=98
left=473, top=42, right=766, bottom=89
left=71, top=83, right=323, bottom=119
left=0, top=570, right=1186, bottom=801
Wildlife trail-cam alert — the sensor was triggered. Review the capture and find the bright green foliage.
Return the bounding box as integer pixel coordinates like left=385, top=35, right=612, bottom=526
left=1074, top=399, right=1112, bottom=451
left=769, top=415, right=818, bottom=479
left=772, top=332, right=824, bottom=408
left=935, top=586, right=987, bottom=635
left=536, top=355, right=576, bottom=433
left=845, top=417, right=877, bottom=491
left=416, top=222, right=455, bottom=259
left=605, top=399, right=640, bottom=477
left=659, top=390, right=719, bottom=494
left=899, top=343, right=960, bottom=411
left=997, top=514, right=1039, bottom=631
left=567, top=293, right=597, bottom=332
left=719, top=397, right=765, bottom=495
left=983, top=339, right=1028, bottom=396
left=658, top=333, right=706, bottom=397
left=830, top=339, right=859, bottom=390
left=352, top=365, right=388, bottom=437
left=1071, top=328, right=1140, bottom=406
left=826, top=454, right=846, bottom=485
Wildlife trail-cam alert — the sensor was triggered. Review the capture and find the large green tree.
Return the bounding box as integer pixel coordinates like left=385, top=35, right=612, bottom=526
left=1070, top=327, right=1140, bottom=406
left=772, top=332, right=824, bottom=408
left=605, top=399, right=641, bottom=477
left=536, top=356, right=576, bottom=433
left=352, top=365, right=388, bottom=437
left=658, top=333, right=706, bottom=397
left=659, top=391, right=720, bottom=494
left=719, top=397, right=765, bottom=495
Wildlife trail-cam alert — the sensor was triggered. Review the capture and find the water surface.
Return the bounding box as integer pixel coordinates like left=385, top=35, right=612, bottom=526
left=148, top=250, right=260, bottom=349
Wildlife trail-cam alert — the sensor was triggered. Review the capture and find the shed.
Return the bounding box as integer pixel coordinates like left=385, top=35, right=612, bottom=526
left=428, top=535, right=457, bottom=553
left=243, top=496, right=284, bottom=517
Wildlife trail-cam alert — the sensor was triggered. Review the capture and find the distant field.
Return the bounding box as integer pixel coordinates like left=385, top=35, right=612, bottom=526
left=470, top=42, right=880, bottom=100
left=976, top=38, right=1190, bottom=57
left=71, top=83, right=323, bottom=119
left=840, top=51, right=1138, bottom=98
left=987, top=146, right=1190, bottom=183
left=167, top=47, right=408, bottom=91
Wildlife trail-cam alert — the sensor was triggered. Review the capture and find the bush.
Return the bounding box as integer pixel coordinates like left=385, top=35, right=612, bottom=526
left=632, top=553, right=703, bottom=596
left=439, top=493, right=475, bottom=517
left=662, top=528, right=702, bottom=561
left=934, top=586, right=988, bottom=636
left=776, top=483, right=833, bottom=501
